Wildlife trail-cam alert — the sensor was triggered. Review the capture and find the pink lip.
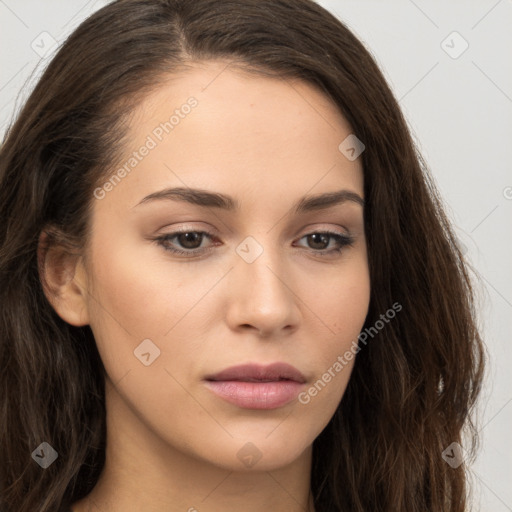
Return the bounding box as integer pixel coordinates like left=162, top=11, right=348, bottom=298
left=204, top=363, right=306, bottom=410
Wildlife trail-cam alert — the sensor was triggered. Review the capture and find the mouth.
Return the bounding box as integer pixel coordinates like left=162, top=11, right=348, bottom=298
left=204, top=362, right=307, bottom=384
left=204, top=362, right=307, bottom=410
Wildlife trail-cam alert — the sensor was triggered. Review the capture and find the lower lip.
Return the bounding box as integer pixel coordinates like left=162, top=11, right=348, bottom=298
left=204, top=380, right=304, bottom=409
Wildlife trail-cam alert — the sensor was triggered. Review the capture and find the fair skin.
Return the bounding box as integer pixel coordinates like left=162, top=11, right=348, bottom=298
left=41, top=60, right=370, bottom=512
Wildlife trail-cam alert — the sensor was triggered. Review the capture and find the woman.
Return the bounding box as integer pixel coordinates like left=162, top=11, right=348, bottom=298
left=0, top=0, right=486, bottom=511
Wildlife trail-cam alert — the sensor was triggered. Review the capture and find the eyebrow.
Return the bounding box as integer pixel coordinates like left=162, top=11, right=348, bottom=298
left=134, top=186, right=364, bottom=214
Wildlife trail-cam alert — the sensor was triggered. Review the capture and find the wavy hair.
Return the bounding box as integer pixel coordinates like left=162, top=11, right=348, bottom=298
left=0, top=0, right=486, bottom=510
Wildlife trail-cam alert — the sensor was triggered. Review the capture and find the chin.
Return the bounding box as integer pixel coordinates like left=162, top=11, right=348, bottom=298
left=195, top=430, right=314, bottom=473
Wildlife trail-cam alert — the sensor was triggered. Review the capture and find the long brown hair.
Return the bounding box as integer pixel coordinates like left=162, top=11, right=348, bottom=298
left=0, top=1, right=486, bottom=510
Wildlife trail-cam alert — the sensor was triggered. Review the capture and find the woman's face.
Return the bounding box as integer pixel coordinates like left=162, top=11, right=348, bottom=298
left=78, top=60, right=370, bottom=471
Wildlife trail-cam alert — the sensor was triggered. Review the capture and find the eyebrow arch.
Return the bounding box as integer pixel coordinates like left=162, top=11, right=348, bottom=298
left=134, top=186, right=364, bottom=213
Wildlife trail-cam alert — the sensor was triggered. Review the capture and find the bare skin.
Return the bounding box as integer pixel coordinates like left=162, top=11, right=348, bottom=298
left=41, top=60, right=370, bottom=512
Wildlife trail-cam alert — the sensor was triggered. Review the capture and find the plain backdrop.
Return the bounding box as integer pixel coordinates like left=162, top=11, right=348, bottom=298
left=1, top=1, right=511, bottom=510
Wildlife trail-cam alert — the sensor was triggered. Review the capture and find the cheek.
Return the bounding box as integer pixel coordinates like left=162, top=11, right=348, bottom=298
left=84, top=237, right=227, bottom=386
left=86, top=234, right=192, bottom=333
left=83, top=238, right=178, bottom=378
left=302, top=255, right=370, bottom=403
left=309, top=251, right=370, bottom=343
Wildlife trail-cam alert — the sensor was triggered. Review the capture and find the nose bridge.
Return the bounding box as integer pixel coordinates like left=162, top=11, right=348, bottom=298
left=237, top=233, right=289, bottom=299
left=228, top=232, right=299, bottom=332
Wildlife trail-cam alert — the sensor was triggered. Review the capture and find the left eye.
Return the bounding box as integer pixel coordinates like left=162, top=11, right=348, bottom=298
left=156, top=231, right=214, bottom=254
left=154, top=229, right=354, bottom=257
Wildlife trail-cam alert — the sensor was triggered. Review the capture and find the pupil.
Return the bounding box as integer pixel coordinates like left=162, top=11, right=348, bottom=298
left=179, top=232, right=201, bottom=249
left=309, top=233, right=328, bottom=249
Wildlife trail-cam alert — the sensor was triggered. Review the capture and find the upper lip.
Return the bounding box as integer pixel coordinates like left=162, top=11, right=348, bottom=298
left=205, top=363, right=306, bottom=383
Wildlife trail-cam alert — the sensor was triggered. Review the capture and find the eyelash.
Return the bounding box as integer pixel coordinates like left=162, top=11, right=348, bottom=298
left=153, top=228, right=355, bottom=258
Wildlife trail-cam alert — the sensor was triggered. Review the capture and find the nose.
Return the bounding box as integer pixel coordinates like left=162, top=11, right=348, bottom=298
left=224, top=241, right=301, bottom=338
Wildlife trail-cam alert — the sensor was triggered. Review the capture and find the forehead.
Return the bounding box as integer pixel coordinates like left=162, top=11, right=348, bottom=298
left=98, top=60, right=364, bottom=212
left=131, top=59, right=355, bottom=141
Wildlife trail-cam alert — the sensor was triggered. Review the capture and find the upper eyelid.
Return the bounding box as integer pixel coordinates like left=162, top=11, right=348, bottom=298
left=160, top=226, right=350, bottom=239
left=158, top=219, right=353, bottom=235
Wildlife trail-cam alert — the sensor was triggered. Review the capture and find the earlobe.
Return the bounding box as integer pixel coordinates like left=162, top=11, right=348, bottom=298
left=37, top=230, right=90, bottom=327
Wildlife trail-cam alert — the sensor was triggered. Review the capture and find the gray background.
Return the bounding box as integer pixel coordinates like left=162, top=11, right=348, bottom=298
left=1, top=1, right=511, bottom=510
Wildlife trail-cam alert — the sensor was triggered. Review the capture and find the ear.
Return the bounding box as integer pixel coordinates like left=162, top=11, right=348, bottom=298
left=37, top=230, right=90, bottom=326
